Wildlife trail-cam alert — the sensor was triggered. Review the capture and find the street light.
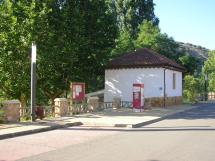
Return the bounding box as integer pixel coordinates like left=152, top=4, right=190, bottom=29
left=31, top=43, right=36, bottom=121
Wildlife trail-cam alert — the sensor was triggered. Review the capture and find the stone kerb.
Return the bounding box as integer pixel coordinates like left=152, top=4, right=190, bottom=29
left=54, top=98, right=69, bottom=117
left=3, top=100, right=21, bottom=122
left=87, top=97, right=99, bottom=112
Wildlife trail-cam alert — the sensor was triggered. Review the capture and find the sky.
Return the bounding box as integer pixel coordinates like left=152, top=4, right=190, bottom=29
left=154, top=0, right=215, bottom=50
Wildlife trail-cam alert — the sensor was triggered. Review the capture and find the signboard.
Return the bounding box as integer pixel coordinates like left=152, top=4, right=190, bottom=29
left=71, top=82, right=85, bottom=102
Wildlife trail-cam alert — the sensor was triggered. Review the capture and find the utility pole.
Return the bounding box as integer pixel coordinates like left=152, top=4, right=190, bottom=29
left=31, top=43, right=36, bottom=121
left=205, top=73, right=208, bottom=101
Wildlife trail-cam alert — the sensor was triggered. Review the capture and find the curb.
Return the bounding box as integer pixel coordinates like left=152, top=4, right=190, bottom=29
left=0, top=105, right=199, bottom=140
left=78, top=106, right=198, bottom=128
left=132, top=116, right=169, bottom=128
left=0, top=122, right=82, bottom=140
left=132, top=106, right=198, bottom=128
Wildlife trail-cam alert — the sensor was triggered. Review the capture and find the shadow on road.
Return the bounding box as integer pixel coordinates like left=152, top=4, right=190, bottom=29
left=167, top=103, right=215, bottom=120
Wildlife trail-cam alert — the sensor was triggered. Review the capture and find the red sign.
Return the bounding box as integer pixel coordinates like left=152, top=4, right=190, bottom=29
left=71, top=82, right=85, bottom=101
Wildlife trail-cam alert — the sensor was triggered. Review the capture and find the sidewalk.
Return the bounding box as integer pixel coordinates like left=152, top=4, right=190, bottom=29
left=0, top=104, right=197, bottom=140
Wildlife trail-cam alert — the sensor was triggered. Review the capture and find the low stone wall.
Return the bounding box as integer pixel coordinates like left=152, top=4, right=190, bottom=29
left=3, top=100, right=20, bottom=122
left=54, top=98, right=69, bottom=117
left=144, top=96, right=182, bottom=108
left=165, top=96, right=182, bottom=106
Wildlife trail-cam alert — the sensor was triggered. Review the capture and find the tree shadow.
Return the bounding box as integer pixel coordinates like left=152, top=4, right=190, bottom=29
left=167, top=103, right=215, bottom=120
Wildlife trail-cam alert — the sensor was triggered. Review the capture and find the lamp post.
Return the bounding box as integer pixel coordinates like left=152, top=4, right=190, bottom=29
left=31, top=43, right=36, bottom=121
left=204, top=73, right=208, bottom=101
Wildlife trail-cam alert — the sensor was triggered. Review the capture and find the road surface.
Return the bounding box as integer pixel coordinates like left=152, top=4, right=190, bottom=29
left=1, top=103, right=215, bottom=161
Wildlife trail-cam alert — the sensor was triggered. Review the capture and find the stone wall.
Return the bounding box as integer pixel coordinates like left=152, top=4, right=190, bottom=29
left=165, top=96, right=182, bottom=106
left=54, top=98, right=69, bottom=117
left=3, top=100, right=20, bottom=122
left=144, top=96, right=182, bottom=108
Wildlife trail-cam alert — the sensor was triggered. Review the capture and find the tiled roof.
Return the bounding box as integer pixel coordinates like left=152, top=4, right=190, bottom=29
left=106, top=48, right=185, bottom=71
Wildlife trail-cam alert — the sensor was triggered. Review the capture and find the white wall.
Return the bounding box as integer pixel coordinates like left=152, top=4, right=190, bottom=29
left=165, top=69, right=182, bottom=97
left=104, top=68, right=165, bottom=102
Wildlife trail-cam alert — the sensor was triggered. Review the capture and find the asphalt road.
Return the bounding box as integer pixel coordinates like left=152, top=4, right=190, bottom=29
left=1, top=103, right=215, bottom=161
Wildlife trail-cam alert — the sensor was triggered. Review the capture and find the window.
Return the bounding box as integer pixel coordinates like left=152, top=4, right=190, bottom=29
left=173, top=73, right=176, bottom=89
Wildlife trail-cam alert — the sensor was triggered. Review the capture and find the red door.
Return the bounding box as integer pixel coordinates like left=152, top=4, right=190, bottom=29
left=133, top=84, right=144, bottom=109
left=133, top=91, right=141, bottom=108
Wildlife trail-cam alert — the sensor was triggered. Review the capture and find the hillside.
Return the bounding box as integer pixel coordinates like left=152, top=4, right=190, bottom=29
left=177, top=42, right=209, bottom=61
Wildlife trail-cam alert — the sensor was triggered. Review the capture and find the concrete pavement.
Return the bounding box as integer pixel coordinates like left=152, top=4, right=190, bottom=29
left=14, top=103, right=215, bottom=161
left=0, top=104, right=197, bottom=140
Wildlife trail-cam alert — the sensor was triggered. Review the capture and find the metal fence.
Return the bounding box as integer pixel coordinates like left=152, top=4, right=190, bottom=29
left=197, top=92, right=215, bottom=101
left=20, top=106, right=53, bottom=120
left=71, top=101, right=132, bottom=113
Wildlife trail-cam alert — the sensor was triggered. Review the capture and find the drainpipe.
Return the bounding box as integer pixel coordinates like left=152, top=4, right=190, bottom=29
left=163, top=68, right=166, bottom=107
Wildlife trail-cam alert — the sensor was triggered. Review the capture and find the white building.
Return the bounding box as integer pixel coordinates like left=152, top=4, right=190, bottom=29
left=104, top=48, right=185, bottom=107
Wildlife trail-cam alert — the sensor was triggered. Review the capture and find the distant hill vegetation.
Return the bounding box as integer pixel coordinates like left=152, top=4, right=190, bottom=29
left=177, top=42, right=209, bottom=61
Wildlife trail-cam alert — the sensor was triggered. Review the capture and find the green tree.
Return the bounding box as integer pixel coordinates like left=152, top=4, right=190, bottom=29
left=134, top=21, right=179, bottom=60
left=111, top=30, right=134, bottom=57
left=208, top=73, right=215, bottom=92
left=183, top=75, right=198, bottom=102
left=33, top=0, right=118, bottom=106
left=65, top=0, right=118, bottom=92
left=179, top=54, right=200, bottom=75
left=129, top=0, right=159, bottom=37
left=135, top=21, right=160, bottom=49
left=0, top=0, right=118, bottom=106
left=0, top=0, right=37, bottom=107
left=114, top=0, right=159, bottom=37
left=33, top=0, right=73, bottom=106
left=203, top=50, right=215, bottom=92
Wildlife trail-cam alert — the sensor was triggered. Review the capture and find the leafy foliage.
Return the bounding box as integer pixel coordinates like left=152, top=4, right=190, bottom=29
left=0, top=0, right=207, bottom=106
left=67, top=0, right=118, bottom=92
left=135, top=21, right=180, bottom=60
left=203, top=50, right=215, bottom=92
left=135, top=21, right=160, bottom=49
left=0, top=0, right=118, bottom=105
left=111, top=30, right=135, bottom=57
left=114, top=0, right=159, bottom=37
left=183, top=75, right=198, bottom=102
left=179, top=55, right=201, bottom=75
left=0, top=0, right=37, bottom=106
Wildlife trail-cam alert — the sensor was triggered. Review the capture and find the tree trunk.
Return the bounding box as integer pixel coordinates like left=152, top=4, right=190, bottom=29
left=51, top=97, right=55, bottom=114
left=19, top=93, right=27, bottom=117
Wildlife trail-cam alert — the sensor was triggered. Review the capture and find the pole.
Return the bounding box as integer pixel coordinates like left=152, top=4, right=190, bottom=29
left=31, top=43, right=36, bottom=121
left=205, top=74, right=208, bottom=101
left=163, top=68, right=166, bottom=107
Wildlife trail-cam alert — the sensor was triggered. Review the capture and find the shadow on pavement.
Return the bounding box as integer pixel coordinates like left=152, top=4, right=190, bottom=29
left=167, top=103, right=215, bottom=120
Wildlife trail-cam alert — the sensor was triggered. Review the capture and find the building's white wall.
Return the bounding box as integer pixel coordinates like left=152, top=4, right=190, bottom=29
left=104, top=68, right=165, bottom=102
left=165, top=69, right=182, bottom=97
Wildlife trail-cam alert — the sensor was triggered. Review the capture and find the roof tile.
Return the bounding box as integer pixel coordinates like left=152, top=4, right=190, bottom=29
left=106, top=48, right=185, bottom=71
